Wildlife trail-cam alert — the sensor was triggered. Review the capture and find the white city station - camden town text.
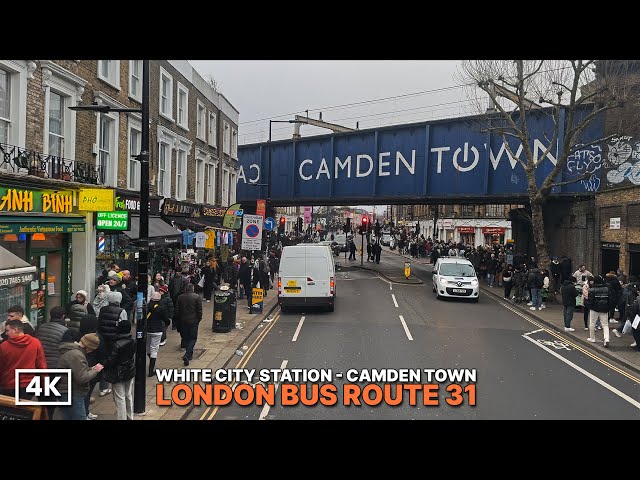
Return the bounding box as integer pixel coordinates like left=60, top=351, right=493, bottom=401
left=237, top=139, right=558, bottom=184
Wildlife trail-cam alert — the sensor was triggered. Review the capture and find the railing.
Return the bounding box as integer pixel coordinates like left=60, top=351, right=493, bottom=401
left=0, top=143, right=106, bottom=185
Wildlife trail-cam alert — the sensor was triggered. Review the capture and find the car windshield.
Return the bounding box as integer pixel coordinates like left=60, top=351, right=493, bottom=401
left=439, top=264, right=476, bottom=277
left=334, top=234, right=346, bottom=243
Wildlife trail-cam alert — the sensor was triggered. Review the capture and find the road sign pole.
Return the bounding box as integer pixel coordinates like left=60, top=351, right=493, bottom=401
left=360, top=233, right=364, bottom=266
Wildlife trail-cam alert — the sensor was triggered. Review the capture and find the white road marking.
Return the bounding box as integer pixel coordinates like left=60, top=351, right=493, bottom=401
left=522, top=334, right=640, bottom=409
left=524, top=329, right=544, bottom=336
left=399, top=315, right=413, bottom=341
left=292, top=316, right=305, bottom=342
left=389, top=283, right=393, bottom=291
left=391, top=294, right=399, bottom=308
left=259, top=359, right=288, bottom=420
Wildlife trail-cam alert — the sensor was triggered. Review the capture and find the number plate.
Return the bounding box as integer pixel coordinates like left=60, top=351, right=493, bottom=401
left=452, top=289, right=467, bottom=293
left=284, top=287, right=301, bottom=293
left=287, top=280, right=297, bottom=287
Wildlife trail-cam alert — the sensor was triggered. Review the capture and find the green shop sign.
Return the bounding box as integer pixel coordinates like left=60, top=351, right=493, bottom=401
left=0, top=217, right=85, bottom=234
left=97, top=211, right=130, bottom=231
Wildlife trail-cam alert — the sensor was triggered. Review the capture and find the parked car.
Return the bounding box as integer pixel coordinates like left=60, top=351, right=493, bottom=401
left=380, top=233, right=392, bottom=246
left=331, top=234, right=349, bottom=256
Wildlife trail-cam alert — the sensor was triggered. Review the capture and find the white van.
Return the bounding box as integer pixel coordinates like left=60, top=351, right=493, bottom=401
left=277, top=244, right=336, bottom=312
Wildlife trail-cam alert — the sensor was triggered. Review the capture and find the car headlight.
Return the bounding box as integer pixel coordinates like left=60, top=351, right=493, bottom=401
left=440, top=277, right=448, bottom=285
left=471, top=279, right=478, bottom=286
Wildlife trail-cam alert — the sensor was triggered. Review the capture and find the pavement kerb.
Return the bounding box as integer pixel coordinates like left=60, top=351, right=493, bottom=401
left=179, top=298, right=281, bottom=420
left=479, top=284, right=640, bottom=377
left=352, top=264, right=423, bottom=284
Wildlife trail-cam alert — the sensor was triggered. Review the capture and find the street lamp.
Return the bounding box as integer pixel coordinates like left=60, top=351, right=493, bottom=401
left=70, top=60, right=150, bottom=415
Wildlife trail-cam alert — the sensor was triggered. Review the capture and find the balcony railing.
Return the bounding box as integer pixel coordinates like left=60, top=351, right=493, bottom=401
left=0, top=143, right=106, bottom=185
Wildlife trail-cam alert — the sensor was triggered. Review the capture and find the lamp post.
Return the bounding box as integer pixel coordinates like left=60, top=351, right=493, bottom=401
left=70, top=60, right=150, bottom=415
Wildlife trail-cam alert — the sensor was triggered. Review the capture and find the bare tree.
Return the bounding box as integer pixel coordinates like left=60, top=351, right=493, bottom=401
left=207, top=74, right=220, bottom=93
left=456, top=60, right=639, bottom=274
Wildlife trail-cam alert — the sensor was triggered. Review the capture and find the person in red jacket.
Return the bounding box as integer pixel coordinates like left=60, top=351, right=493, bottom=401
left=0, top=319, right=47, bottom=399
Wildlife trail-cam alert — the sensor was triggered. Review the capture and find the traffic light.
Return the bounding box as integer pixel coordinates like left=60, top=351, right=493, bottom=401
left=344, top=218, right=351, bottom=234
left=362, top=216, right=369, bottom=231
left=297, top=217, right=303, bottom=233
left=278, top=216, right=286, bottom=234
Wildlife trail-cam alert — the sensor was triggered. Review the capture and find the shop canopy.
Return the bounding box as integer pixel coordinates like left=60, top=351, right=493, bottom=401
left=0, top=245, right=37, bottom=285
left=163, top=215, right=235, bottom=232
left=123, top=215, right=182, bottom=247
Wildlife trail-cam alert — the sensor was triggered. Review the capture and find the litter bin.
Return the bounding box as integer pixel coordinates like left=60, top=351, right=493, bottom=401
left=212, top=286, right=237, bottom=333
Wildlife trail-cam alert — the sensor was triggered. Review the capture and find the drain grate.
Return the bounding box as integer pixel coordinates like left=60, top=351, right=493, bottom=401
left=191, top=348, right=208, bottom=360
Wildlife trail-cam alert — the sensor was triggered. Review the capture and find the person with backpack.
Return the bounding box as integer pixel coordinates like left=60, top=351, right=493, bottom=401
left=585, top=275, right=612, bottom=348
left=613, top=279, right=639, bottom=347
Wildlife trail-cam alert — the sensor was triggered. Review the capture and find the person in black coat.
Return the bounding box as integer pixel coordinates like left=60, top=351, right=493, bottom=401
left=605, top=271, right=622, bottom=323
left=238, top=257, right=252, bottom=307
left=560, top=279, right=581, bottom=331
left=102, top=318, right=135, bottom=420
left=201, top=262, right=218, bottom=302
left=550, top=257, right=562, bottom=293
left=145, top=292, right=165, bottom=376
left=559, top=256, right=572, bottom=283
left=175, top=284, right=202, bottom=366
left=585, top=275, right=612, bottom=347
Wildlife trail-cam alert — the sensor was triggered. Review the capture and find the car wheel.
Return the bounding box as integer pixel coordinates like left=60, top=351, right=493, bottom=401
left=280, top=304, right=288, bottom=313
left=432, top=285, right=436, bottom=293
left=471, top=297, right=479, bottom=303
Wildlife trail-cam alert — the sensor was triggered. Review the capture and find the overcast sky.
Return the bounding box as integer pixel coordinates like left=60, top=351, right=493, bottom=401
left=189, top=60, right=481, bottom=214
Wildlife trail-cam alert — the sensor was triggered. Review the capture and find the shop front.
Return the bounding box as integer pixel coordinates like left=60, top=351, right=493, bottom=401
left=482, top=227, right=506, bottom=245
left=629, top=243, right=640, bottom=278
left=0, top=185, right=84, bottom=327
left=600, top=241, right=621, bottom=276
left=0, top=245, right=37, bottom=316
left=96, top=190, right=179, bottom=279
left=457, top=226, right=475, bottom=246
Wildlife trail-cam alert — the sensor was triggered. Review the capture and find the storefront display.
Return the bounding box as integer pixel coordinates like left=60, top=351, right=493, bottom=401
left=0, top=245, right=36, bottom=319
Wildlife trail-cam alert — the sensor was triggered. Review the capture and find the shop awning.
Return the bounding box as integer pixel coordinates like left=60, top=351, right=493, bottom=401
left=0, top=216, right=85, bottom=234
left=123, top=215, right=182, bottom=247
left=0, top=245, right=37, bottom=285
left=163, top=215, right=235, bottom=232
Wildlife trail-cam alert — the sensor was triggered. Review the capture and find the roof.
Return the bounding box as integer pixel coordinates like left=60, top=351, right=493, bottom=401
left=436, top=257, right=473, bottom=264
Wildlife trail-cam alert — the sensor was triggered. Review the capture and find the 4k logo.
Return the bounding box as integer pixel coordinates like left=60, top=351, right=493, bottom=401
left=15, top=369, right=71, bottom=405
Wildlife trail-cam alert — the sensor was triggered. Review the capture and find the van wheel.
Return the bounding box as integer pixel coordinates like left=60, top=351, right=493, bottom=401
left=328, top=303, right=335, bottom=312
left=280, top=305, right=288, bottom=313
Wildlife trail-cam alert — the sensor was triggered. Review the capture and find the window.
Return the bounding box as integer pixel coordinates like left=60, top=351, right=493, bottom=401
left=485, top=204, right=503, bottom=217
left=158, top=143, right=170, bottom=197
left=195, top=155, right=205, bottom=204
left=196, top=101, right=206, bottom=140
left=223, top=121, right=230, bottom=154
left=98, top=114, right=117, bottom=187
left=48, top=91, right=64, bottom=157
left=177, top=83, right=188, bottom=130
left=462, top=204, right=476, bottom=218
left=222, top=167, right=229, bottom=205
left=97, top=60, right=120, bottom=89
left=231, top=128, right=238, bottom=159
left=127, top=119, right=141, bottom=190
left=208, top=112, right=217, bottom=147
left=206, top=162, right=216, bottom=204
left=229, top=171, right=236, bottom=204
left=0, top=68, right=9, bottom=144
left=175, top=149, right=187, bottom=200
left=159, top=68, right=173, bottom=120
left=129, top=60, right=142, bottom=101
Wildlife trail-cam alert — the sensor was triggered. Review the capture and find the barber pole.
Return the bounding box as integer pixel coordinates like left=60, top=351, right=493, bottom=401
left=98, top=236, right=105, bottom=252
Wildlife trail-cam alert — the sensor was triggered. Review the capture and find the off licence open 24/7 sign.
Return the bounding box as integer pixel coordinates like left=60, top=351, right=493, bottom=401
left=241, top=214, right=263, bottom=251
left=97, top=211, right=129, bottom=230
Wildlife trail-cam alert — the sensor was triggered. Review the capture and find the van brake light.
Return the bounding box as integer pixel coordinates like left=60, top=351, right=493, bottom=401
left=330, top=276, right=335, bottom=295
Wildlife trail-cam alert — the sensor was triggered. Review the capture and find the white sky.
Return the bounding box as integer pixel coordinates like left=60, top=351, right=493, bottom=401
left=189, top=60, right=485, bottom=213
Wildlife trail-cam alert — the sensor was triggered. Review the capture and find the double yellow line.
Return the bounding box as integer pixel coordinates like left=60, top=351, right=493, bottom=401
left=199, top=310, right=282, bottom=420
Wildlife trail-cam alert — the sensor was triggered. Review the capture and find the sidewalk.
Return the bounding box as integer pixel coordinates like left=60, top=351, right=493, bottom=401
left=350, top=255, right=423, bottom=284
left=382, top=246, right=640, bottom=375
left=87, top=291, right=278, bottom=420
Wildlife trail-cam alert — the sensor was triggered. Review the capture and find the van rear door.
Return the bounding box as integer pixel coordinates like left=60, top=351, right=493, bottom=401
left=280, top=248, right=307, bottom=299
left=305, top=251, right=331, bottom=299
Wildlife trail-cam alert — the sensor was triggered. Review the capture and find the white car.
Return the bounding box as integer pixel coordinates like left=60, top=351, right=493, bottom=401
left=432, top=257, right=479, bottom=302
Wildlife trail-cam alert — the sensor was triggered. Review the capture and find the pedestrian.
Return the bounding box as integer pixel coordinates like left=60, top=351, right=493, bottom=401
left=57, top=333, right=103, bottom=420
left=550, top=257, right=561, bottom=294
left=502, top=264, right=514, bottom=300
left=585, top=275, right=612, bottom=348
left=1, top=304, right=36, bottom=342
left=97, top=291, right=127, bottom=396
left=238, top=257, right=253, bottom=309
left=103, top=318, right=135, bottom=420
left=35, top=306, right=74, bottom=416
left=560, top=278, right=581, bottom=332
left=573, top=264, right=593, bottom=286
left=67, top=290, right=96, bottom=316
left=92, top=284, right=111, bottom=317
left=201, top=259, right=217, bottom=302
left=107, top=271, right=133, bottom=323
left=527, top=267, right=544, bottom=310
left=624, top=282, right=640, bottom=350
left=349, top=239, right=356, bottom=260
left=605, top=270, right=622, bottom=324
left=268, top=251, right=280, bottom=288
left=66, top=302, right=87, bottom=342
left=175, top=284, right=202, bottom=366
left=158, top=285, right=173, bottom=347
left=374, top=240, right=382, bottom=264
left=145, top=291, right=164, bottom=376
left=168, top=268, right=188, bottom=330
left=0, top=319, right=47, bottom=399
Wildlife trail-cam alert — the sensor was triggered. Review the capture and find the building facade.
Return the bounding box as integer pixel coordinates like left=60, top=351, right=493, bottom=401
left=0, top=59, right=239, bottom=326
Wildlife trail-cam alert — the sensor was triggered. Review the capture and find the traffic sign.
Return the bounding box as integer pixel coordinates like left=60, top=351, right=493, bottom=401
left=264, top=217, right=275, bottom=231
left=241, top=214, right=263, bottom=251
left=246, top=224, right=260, bottom=238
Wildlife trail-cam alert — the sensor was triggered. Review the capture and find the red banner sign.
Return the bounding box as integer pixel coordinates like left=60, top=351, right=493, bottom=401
left=482, top=227, right=505, bottom=235
left=457, top=226, right=475, bottom=233
left=256, top=199, right=266, bottom=219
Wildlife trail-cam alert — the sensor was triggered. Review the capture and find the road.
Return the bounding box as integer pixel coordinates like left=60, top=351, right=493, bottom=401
left=190, top=251, right=640, bottom=420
